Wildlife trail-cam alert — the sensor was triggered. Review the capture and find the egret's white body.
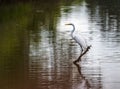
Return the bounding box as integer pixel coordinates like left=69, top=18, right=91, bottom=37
left=71, top=32, right=88, bottom=51
left=66, top=23, right=89, bottom=53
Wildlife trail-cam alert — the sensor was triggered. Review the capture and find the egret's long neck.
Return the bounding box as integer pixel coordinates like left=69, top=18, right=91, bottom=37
left=71, top=24, right=75, bottom=34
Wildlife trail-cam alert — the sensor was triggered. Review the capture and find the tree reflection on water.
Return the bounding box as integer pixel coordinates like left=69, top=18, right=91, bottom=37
left=0, top=0, right=120, bottom=89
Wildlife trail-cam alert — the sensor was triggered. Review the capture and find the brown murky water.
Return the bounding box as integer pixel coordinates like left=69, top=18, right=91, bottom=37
left=0, top=0, right=120, bottom=89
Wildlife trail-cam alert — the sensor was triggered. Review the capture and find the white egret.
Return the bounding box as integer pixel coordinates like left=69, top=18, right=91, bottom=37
left=65, top=23, right=91, bottom=62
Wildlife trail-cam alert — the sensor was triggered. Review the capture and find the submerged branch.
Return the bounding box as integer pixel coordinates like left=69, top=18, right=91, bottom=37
left=74, top=45, right=91, bottom=63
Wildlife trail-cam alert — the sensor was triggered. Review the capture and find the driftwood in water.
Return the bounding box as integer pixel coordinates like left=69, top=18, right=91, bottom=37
left=73, top=46, right=91, bottom=63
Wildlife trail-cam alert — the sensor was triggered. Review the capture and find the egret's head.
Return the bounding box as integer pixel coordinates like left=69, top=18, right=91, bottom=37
left=65, top=23, right=75, bottom=30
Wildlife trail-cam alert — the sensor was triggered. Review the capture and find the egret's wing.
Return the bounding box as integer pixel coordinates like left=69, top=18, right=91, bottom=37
left=73, top=33, right=88, bottom=49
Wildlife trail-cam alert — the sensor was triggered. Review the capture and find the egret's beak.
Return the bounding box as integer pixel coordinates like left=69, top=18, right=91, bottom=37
left=65, top=23, right=72, bottom=25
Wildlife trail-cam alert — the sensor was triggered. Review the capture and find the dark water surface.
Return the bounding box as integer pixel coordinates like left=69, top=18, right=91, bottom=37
left=0, top=0, right=120, bottom=89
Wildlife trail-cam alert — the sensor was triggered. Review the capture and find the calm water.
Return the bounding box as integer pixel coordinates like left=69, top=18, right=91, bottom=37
left=0, top=0, right=120, bottom=89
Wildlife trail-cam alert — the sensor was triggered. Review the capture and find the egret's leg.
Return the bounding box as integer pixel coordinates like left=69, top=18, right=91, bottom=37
left=79, top=44, right=83, bottom=53
left=81, top=48, right=84, bottom=54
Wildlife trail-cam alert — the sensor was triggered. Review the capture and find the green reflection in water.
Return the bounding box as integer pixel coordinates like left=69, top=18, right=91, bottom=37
left=0, top=2, right=31, bottom=89
left=0, top=0, right=85, bottom=89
